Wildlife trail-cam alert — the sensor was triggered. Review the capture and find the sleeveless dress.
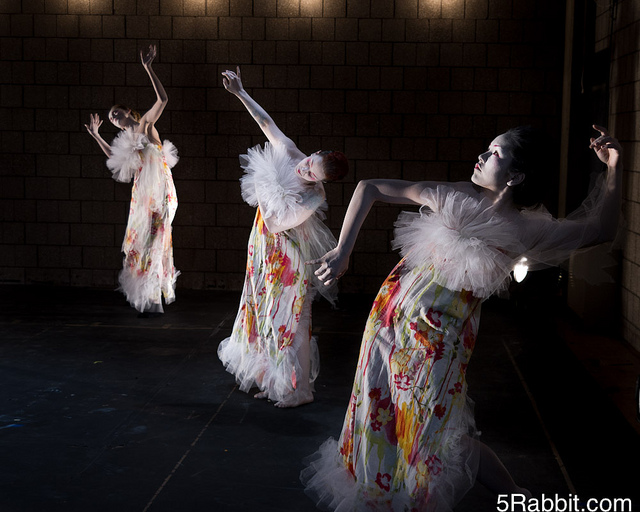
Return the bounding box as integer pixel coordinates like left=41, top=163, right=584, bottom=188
left=301, top=182, right=613, bottom=511
left=217, top=142, right=338, bottom=402
left=106, top=129, right=179, bottom=312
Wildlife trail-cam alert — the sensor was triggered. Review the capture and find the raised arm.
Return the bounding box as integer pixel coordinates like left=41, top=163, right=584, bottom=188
left=138, top=45, right=167, bottom=126
left=84, top=113, right=111, bottom=157
left=222, top=67, right=296, bottom=149
left=311, top=179, right=439, bottom=285
left=525, top=125, right=623, bottom=267
left=588, top=124, right=623, bottom=242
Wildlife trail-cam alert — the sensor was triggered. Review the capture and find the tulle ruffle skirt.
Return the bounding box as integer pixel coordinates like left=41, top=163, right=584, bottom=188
left=218, top=209, right=321, bottom=402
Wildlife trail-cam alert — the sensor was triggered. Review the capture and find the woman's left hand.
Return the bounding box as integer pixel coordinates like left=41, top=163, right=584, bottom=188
left=590, top=125, right=622, bottom=169
left=141, top=44, right=157, bottom=68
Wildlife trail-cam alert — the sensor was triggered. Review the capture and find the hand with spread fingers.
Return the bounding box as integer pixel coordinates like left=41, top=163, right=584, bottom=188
left=84, top=113, right=103, bottom=138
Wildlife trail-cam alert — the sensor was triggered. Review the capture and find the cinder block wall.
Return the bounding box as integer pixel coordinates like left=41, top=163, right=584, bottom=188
left=1, top=0, right=566, bottom=295
left=596, top=1, right=640, bottom=352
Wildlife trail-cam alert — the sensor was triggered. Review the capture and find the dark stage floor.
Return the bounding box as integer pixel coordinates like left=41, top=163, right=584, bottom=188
left=0, top=285, right=638, bottom=512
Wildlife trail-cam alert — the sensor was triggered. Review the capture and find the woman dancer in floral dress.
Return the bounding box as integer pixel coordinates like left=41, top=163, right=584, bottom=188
left=217, top=68, right=348, bottom=408
left=85, top=45, right=178, bottom=316
left=302, top=125, right=622, bottom=510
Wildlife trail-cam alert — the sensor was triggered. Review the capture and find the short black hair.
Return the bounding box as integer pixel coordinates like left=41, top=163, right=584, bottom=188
left=502, top=125, right=553, bottom=208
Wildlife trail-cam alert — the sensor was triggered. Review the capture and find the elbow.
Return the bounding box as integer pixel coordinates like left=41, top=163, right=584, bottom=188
left=257, top=114, right=273, bottom=131
left=355, top=180, right=371, bottom=196
left=354, top=180, right=377, bottom=202
left=262, top=215, right=281, bottom=234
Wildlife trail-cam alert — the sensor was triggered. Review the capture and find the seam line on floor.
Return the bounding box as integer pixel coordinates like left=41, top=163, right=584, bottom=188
left=502, top=339, right=576, bottom=494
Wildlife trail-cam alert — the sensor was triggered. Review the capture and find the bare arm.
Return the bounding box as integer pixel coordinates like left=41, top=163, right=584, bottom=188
left=84, top=113, right=111, bottom=157
left=138, top=45, right=167, bottom=127
left=310, top=179, right=444, bottom=285
left=259, top=187, right=326, bottom=234
left=541, top=125, right=623, bottom=250
left=222, top=67, right=298, bottom=151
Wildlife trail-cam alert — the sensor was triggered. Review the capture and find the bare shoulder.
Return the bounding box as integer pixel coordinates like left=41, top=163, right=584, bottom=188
left=411, top=180, right=477, bottom=199
left=281, top=139, right=304, bottom=161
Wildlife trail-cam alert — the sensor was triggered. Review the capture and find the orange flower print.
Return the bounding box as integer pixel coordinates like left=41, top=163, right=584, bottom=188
left=277, top=324, right=295, bottom=349
left=409, top=320, right=445, bottom=362
left=372, top=265, right=404, bottom=328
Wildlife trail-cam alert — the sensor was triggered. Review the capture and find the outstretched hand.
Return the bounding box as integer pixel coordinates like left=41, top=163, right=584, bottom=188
left=590, top=125, right=622, bottom=169
left=307, top=247, right=349, bottom=287
left=141, top=44, right=157, bottom=68
left=84, top=113, right=103, bottom=137
left=222, top=67, right=244, bottom=96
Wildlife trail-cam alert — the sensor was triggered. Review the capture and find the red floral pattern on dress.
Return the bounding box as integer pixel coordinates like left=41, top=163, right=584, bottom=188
left=329, top=258, right=482, bottom=509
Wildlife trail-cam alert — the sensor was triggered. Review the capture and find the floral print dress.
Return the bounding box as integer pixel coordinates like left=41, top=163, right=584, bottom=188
left=301, top=185, right=563, bottom=511
left=106, top=129, right=179, bottom=312
left=217, top=142, right=338, bottom=402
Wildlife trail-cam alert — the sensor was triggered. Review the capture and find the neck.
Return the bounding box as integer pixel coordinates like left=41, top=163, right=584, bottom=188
left=480, top=185, right=516, bottom=213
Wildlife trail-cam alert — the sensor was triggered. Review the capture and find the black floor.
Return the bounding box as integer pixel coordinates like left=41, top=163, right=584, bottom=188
left=0, top=285, right=638, bottom=512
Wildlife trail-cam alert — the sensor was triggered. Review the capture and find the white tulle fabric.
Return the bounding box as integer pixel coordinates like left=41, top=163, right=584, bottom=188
left=301, top=179, right=618, bottom=511
left=106, top=129, right=179, bottom=312
left=393, top=180, right=616, bottom=297
left=519, top=172, right=620, bottom=284
left=218, top=294, right=319, bottom=401
left=393, top=186, right=526, bottom=299
left=239, top=142, right=338, bottom=303
left=218, top=142, right=337, bottom=402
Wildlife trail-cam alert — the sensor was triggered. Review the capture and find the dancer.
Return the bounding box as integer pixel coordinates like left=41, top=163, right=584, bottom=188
left=85, top=45, right=179, bottom=316
left=217, top=67, right=348, bottom=408
left=301, top=125, right=622, bottom=510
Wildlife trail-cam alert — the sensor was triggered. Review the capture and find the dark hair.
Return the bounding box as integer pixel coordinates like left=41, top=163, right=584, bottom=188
left=318, top=150, right=349, bottom=182
left=110, top=104, right=141, bottom=122
left=501, top=125, right=552, bottom=208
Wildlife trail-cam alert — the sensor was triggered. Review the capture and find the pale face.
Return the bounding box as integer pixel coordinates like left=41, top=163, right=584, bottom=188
left=108, top=106, right=131, bottom=130
left=295, top=152, right=328, bottom=183
left=471, top=134, right=518, bottom=192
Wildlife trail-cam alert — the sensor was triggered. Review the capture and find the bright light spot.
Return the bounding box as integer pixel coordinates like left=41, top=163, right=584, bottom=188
left=513, top=257, right=529, bottom=283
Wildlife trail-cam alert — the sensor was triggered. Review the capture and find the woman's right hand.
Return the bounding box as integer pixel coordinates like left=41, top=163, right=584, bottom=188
left=84, top=113, right=103, bottom=137
left=307, top=247, right=350, bottom=287
left=222, top=66, right=244, bottom=96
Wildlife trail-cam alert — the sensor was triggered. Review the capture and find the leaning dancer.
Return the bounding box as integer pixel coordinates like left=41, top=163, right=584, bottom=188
left=217, top=67, right=348, bottom=408
left=85, top=45, right=179, bottom=316
left=302, top=125, right=622, bottom=510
